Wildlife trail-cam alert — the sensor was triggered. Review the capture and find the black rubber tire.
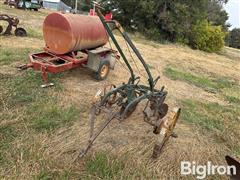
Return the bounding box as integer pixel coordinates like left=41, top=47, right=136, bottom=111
left=94, top=60, right=110, bottom=81
left=15, top=28, right=27, bottom=37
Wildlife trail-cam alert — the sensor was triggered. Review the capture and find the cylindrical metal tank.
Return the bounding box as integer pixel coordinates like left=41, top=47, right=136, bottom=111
left=43, top=13, right=108, bottom=55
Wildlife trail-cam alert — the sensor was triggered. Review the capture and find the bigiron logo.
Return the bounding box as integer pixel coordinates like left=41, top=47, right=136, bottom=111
left=181, top=161, right=237, bottom=179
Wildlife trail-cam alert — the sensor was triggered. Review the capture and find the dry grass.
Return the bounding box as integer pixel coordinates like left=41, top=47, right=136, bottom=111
left=0, top=2, right=240, bottom=179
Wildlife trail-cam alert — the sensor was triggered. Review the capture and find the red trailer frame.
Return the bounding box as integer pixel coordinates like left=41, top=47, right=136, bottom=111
left=18, top=47, right=119, bottom=87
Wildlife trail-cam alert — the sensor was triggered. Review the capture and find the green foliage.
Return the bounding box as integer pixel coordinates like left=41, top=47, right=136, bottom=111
left=190, top=21, right=225, bottom=52
left=101, top=0, right=229, bottom=51
left=208, top=0, right=230, bottom=31
left=228, top=28, right=240, bottom=49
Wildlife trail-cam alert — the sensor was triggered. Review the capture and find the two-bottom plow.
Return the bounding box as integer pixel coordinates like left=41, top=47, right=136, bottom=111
left=80, top=81, right=181, bottom=158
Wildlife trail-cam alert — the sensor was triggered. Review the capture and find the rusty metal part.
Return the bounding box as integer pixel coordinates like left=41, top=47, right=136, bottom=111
left=0, top=14, right=27, bottom=36
left=43, top=13, right=109, bottom=55
left=152, top=107, right=181, bottom=158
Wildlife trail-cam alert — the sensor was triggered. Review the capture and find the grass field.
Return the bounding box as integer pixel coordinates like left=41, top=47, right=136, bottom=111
left=0, top=2, right=240, bottom=179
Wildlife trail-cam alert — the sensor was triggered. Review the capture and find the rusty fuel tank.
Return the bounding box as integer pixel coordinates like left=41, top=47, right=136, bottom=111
left=43, top=12, right=108, bottom=55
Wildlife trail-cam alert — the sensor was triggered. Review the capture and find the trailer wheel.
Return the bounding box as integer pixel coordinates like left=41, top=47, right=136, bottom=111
left=95, top=60, right=110, bottom=80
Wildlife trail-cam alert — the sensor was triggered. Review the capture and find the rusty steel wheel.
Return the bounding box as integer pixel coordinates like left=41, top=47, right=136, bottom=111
left=152, top=107, right=181, bottom=158
left=15, top=27, right=27, bottom=37
left=102, top=84, right=117, bottom=106
left=92, top=84, right=117, bottom=109
left=95, top=60, right=110, bottom=80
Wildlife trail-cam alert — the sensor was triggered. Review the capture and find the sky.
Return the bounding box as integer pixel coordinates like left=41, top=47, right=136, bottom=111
left=224, top=0, right=240, bottom=30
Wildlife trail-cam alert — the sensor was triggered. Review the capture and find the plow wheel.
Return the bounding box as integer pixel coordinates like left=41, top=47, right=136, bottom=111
left=102, top=84, right=117, bottom=106
left=152, top=107, right=181, bottom=158
left=15, top=27, right=27, bottom=37
left=92, top=84, right=117, bottom=109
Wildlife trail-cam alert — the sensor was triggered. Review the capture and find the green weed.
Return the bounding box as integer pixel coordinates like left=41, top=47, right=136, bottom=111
left=225, top=96, right=240, bottom=104
left=0, top=126, right=18, bottom=167
left=164, top=66, right=240, bottom=106
left=181, top=100, right=223, bottom=130
left=85, top=152, right=124, bottom=179
left=4, top=70, right=61, bottom=106
left=2, top=70, right=77, bottom=132
left=30, top=104, right=79, bottom=132
left=164, top=66, right=216, bottom=91
left=181, top=99, right=240, bottom=154
left=85, top=152, right=156, bottom=179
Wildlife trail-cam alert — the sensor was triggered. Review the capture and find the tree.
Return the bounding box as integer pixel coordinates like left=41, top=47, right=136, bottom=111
left=207, top=0, right=230, bottom=31
left=228, top=28, right=240, bottom=49
left=100, top=1, right=228, bottom=46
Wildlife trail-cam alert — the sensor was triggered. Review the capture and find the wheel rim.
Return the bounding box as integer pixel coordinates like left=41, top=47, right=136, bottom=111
left=100, top=65, right=109, bottom=78
left=92, top=84, right=117, bottom=106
